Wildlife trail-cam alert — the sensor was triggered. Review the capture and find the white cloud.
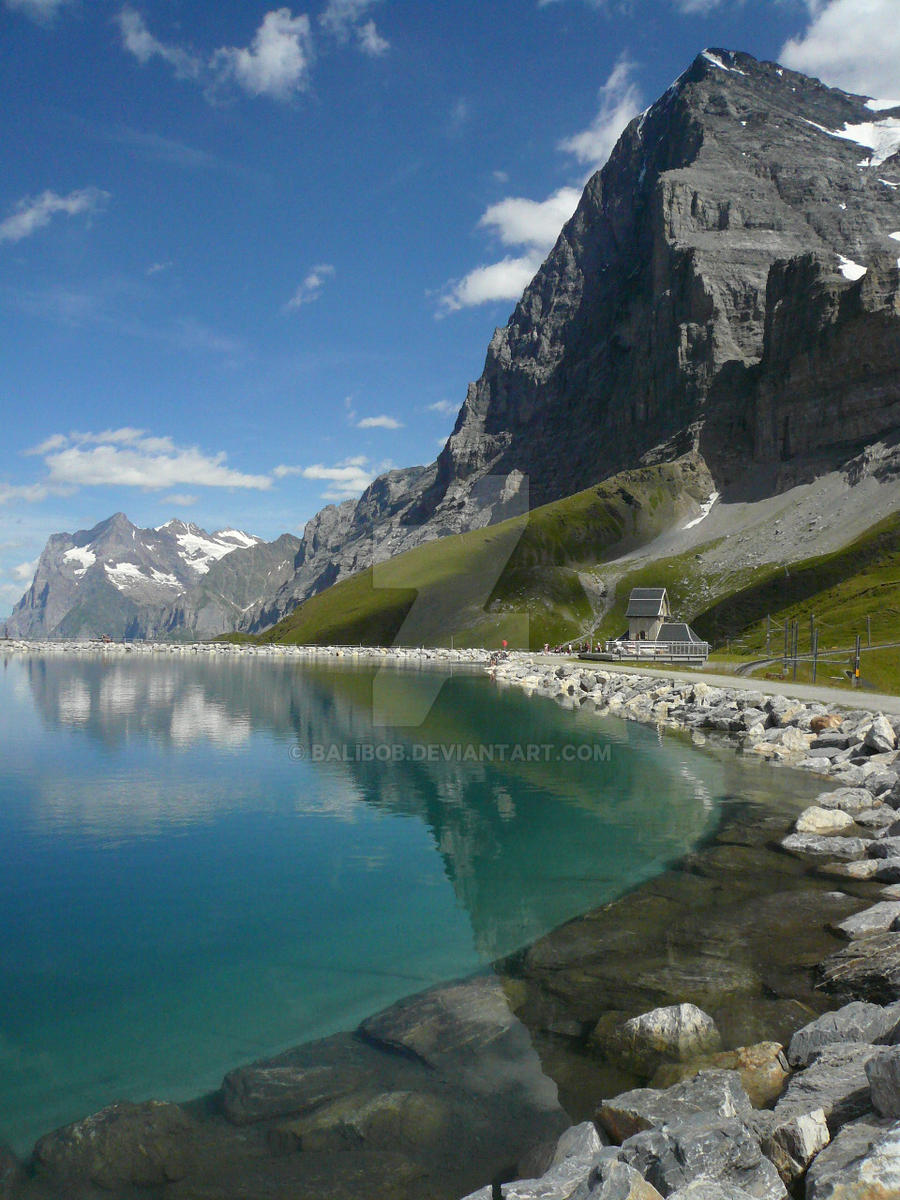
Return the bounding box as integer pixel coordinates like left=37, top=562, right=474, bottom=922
left=4, top=0, right=71, bottom=22
left=781, top=0, right=900, bottom=99
left=441, top=56, right=641, bottom=312
left=357, top=415, right=403, bottom=429
left=558, top=53, right=643, bottom=168
left=0, top=187, right=109, bottom=245
left=321, top=0, right=379, bottom=37
left=428, top=400, right=458, bottom=415
left=27, top=429, right=272, bottom=492
left=164, top=493, right=198, bottom=506
left=147, top=260, right=173, bottom=276
left=215, top=8, right=313, bottom=100
left=478, top=187, right=583, bottom=250
left=0, top=483, right=53, bottom=504
left=357, top=19, right=389, bottom=56
left=287, top=263, right=335, bottom=309
left=117, top=7, right=202, bottom=80
left=118, top=8, right=313, bottom=102
left=672, top=0, right=725, bottom=12
left=12, top=559, right=38, bottom=582
left=441, top=255, right=544, bottom=313
left=299, top=455, right=375, bottom=500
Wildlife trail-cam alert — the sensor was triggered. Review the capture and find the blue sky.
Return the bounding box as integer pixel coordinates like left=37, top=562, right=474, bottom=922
left=2, top=0, right=898, bottom=611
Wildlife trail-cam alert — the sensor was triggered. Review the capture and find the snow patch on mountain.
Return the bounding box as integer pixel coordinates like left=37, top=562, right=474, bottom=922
left=173, top=528, right=259, bottom=575
left=838, top=254, right=868, bottom=280
left=802, top=115, right=900, bottom=168
left=63, top=546, right=96, bottom=575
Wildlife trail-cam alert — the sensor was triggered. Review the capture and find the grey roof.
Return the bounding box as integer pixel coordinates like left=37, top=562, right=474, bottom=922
left=625, top=587, right=669, bottom=618
left=657, top=622, right=703, bottom=643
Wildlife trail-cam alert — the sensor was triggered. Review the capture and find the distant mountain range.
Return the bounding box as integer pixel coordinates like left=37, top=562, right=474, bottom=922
left=3, top=512, right=300, bottom=640
left=6, top=48, right=900, bottom=644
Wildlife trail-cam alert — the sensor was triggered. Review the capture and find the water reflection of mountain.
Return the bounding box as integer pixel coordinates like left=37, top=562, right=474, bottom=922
left=19, top=655, right=722, bottom=961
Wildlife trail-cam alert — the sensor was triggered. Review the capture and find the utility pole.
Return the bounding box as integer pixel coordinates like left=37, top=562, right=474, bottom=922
left=766, top=613, right=771, bottom=657
left=809, top=612, right=815, bottom=652
left=854, top=634, right=862, bottom=688
left=812, top=630, right=819, bottom=684
left=783, top=619, right=790, bottom=674
left=867, top=615, right=871, bottom=647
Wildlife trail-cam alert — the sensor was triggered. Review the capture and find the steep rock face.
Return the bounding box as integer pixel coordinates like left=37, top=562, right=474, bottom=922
left=433, top=49, right=900, bottom=510
left=4, top=514, right=299, bottom=640
left=251, top=49, right=900, bottom=630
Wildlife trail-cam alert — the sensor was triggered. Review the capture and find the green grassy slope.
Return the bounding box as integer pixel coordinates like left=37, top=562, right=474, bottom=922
left=256, top=457, right=713, bottom=650
left=250, top=458, right=900, bottom=688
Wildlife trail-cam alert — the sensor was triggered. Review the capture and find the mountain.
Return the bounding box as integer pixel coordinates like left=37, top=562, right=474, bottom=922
left=10, top=50, right=899, bottom=644
left=245, top=48, right=900, bottom=633
left=4, top=514, right=301, bottom=640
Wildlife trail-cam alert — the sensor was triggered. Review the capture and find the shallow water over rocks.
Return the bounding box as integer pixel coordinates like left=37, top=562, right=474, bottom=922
left=0, top=651, right=877, bottom=1198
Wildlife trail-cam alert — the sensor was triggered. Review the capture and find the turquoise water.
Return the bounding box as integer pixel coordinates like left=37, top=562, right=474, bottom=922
left=0, top=653, right=727, bottom=1152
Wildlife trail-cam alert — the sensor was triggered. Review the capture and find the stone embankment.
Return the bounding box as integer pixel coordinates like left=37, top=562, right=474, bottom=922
left=0, top=638, right=492, bottom=664
left=461, top=658, right=900, bottom=1198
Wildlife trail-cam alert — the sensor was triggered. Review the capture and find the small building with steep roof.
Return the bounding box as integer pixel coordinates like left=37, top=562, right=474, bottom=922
left=625, top=587, right=671, bottom=641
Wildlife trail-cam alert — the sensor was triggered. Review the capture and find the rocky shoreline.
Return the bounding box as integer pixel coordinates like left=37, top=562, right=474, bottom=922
left=2, top=645, right=900, bottom=1198
left=459, top=656, right=900, bottom=1198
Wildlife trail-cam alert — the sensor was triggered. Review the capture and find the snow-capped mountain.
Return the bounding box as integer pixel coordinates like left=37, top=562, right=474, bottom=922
left=4, top=513, right=300, bottom=640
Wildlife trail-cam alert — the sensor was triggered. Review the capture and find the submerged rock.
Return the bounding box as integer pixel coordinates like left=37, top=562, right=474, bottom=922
left=650, top=1042, right=788, bottom=1109
left=32, top=1100, right=196, bottom=1191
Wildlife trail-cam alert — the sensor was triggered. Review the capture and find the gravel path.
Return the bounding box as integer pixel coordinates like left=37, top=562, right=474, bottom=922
left=571, top=657, right=900, bottom=716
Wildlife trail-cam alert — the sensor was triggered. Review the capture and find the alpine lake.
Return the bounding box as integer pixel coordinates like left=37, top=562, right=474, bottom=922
left=0, top=649, right=868, bottom=1197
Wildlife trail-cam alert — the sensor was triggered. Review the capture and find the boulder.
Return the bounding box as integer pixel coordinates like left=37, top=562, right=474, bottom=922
left=222, top=1057, right=367, bottom=1125
left=865, top=713, right=897, bottom=754
left=867, top=836, right=900, bottom=859
left=873, top=858, right=900, bottom=883
left=832, top=901, right=900, bottom=940
left=596, top=1070, right=752, bottom=1144
left=32, top=1100, right=196, bottom=1191
left=788, top=1000, right=900, bottom=1067
left=668, top=1182, right=761, bottom=1200
left=794, top=806, right=855, bottom=835
left=853, top=806, right=895, bottom=830
left=583, top=1160, right=664, bottom=1200
left=804, top=1116, right=900, bottom=1199
left=760, top=1107, right=830, bottom=1188
left=0, top=1144, right=22, bottom=1200
left=650, top=1042, right=788, bottom=1109
left=780, top=833, right=868, bottom=860
left=820, top=931, right=900, bottom=1003
left=774, top=1042, right=879, bottom=1131
left=778, top=727, right=814, bottom=753
left=460, top=1145, right=623, bottom=1200
left=818, top=858, right=882, bottom=880
left=620, top=1115, right=787, bottom=1200
left=865, top=1046, right=900, bottom=1118
left=602, top=1004, right=722, bottom=1075
left=814, top=788, right=878, bottom=814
